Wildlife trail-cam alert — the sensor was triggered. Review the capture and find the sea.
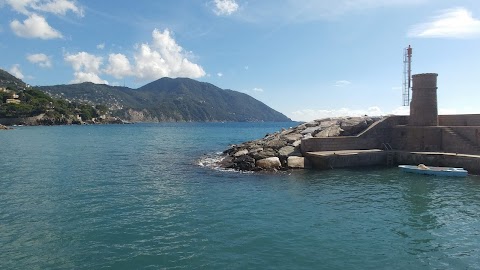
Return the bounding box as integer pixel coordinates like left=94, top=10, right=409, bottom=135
left=1, top=123, right=480, bottom=270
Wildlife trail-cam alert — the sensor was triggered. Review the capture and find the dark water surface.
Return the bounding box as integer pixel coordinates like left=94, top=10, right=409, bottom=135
left=1, top=123, right=480, bottom=269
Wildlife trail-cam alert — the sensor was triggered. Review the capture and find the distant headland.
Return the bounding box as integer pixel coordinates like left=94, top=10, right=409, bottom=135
left=0, top=68, right=290, bottom=126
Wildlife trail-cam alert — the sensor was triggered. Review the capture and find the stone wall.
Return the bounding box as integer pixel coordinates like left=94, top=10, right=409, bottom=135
left=306, top=151, right=387, bottom=169
left=438, top=114, right=480, bottom=126
left=301, top=137, right=379, bottom=153
left=301, top=115, right=408, bottom=153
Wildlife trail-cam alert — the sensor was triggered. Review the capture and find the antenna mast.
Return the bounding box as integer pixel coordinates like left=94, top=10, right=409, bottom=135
left=403, top=45, right=412, bottom=106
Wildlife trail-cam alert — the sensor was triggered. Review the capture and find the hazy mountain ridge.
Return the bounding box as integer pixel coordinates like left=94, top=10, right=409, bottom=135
left=39, top=77, right=291, bottom=122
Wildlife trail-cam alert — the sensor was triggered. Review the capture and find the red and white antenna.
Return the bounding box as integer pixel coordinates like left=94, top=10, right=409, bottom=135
left=403, top=45, right=412, bottom=106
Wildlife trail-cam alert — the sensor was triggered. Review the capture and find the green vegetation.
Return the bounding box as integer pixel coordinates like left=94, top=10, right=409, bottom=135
left=0, top=87, right=104, bottom=122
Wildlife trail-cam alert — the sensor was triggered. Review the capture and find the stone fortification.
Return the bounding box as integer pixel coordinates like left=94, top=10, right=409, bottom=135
left=219, top=116, right=381, bottom=171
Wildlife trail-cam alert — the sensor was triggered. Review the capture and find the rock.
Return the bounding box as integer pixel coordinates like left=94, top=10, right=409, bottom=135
left=278, top=146, right=296, bottom=157
left=301, top=126, right=322, bottom=135
left=340, top=117, right=368, bottom=136
left=292, top=140, right=302, bottom=147
left=234, top=155, right=256, bottom=171
left=0, top=124, right=10, bottom=130
left=283, top=133, right=302, bottom=143
left=319, top=119, right=339, bottom=127
left=315, top=125, right=343, bottom=137
left=256, top=157, right=281, bottom=169
left=253, top=148, right=277, bottom=160
left=248, top=147, right=263, bottom=155
left=234, top=149, right=249, bottom=157
left=303, top=133, right=313, bottom=139
left=265, top=139, right=287, bottom=149
left=287, top=156, right=309, bottom=169
left=219, top=156, right=235, bottom=168
left=304, top=121, right=319, bottom=127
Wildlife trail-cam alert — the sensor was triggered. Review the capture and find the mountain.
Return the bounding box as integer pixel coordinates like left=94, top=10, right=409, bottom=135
left=38, top=77, right=292, bottom=122
left=0, top=69, right=27, bottom=89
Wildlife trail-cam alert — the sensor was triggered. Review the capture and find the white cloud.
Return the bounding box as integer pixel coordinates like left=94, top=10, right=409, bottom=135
left=291, top=107, right=384, bottom=122
left=132, top=28, right=205, bottom=80
left=64, top=52, right=107, bottom=84
left=408, top=7, right=480, bottom=38
left=32, top=0, right=84, bottom=17
left=3, top=0, right=36, bottom=15
left=10, top=13, right=62, bottom=39
left=333, top=80, right=351, bottom=87
left=3, top=0, right=83, bottom=16
left=213, top=0, right=239, bottom=16
left=9, top=64, right=24, bottom=80
left=27, top=53, right=52, bottom=67
left=104, top=53, right=133, bottom=79
left=63, top=28, right=205, bottom=83
left=217, top=72, right=223, bottom=77
left=253, top=87, right=264, bottom=92
left=69, top=72, right=107, bottom=84
left=97, top=43, right=105, bottom=49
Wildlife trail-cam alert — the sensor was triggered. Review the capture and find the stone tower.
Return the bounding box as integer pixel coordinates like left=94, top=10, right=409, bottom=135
left=409, top=73, right=438, bottom=126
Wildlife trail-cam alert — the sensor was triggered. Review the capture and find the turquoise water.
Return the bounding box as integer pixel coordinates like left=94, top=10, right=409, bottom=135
left=1, top=123, right=480, bottom=269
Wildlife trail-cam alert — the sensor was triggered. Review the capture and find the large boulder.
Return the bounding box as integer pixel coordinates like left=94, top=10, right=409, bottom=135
left=256, top=157, right=281, bottom=169
left=301, top=126, right=322, bottom=135
left=265, top=139, right=287, bottom=149
left=233, top=155, right=256, bottom=171
left=282, top=133, right=302, bottom=143
left=252, top=148, right=277, bottom=160
left=340, top=117, right=368, bottom=136
left=315, top=125, right=343, bottom=137
left=278, top=146, right=296, bottom=157
left=234, top=149, right=249, bottom=157
left=287, top=156, right=310, bottom=169
left=0, top=124, right=10, bottom=130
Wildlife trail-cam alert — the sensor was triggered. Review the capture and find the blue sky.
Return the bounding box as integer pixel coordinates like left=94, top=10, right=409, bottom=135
left=1, top=0, right=480, bottom=121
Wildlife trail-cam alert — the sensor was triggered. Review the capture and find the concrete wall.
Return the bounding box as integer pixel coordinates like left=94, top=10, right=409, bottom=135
left=439, top=114, right=480, bottom=126
left=301, top=137, right=379, bottom=152
left=305, top=151, right=387, bottom=169
left=442, top=127, right=480, bottom=155
left=449, top=127, right=480, bottom=145
left=397, top=126, right=443, bottom=152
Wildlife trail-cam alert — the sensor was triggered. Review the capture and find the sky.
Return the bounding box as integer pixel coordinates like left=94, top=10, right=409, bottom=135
left=1, top=0, right=480, bottom=121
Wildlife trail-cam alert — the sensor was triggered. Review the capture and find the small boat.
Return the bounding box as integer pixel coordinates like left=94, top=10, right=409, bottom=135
left=398, top=164, right=468, bottom=177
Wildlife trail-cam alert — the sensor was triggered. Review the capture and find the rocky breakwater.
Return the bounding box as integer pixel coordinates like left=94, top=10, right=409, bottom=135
left=220, top=116, right=382, bottom=171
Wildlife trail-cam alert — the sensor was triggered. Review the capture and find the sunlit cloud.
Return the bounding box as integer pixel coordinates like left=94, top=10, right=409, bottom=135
left=10, top=13, right=62, bottom=39
left=408, top=7, right=480, bottom=38
left=27, top=53, right=52, bottom=68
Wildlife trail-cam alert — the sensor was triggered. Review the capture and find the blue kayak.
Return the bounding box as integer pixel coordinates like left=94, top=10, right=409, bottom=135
left=398, top=165, right=468, bottom=177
